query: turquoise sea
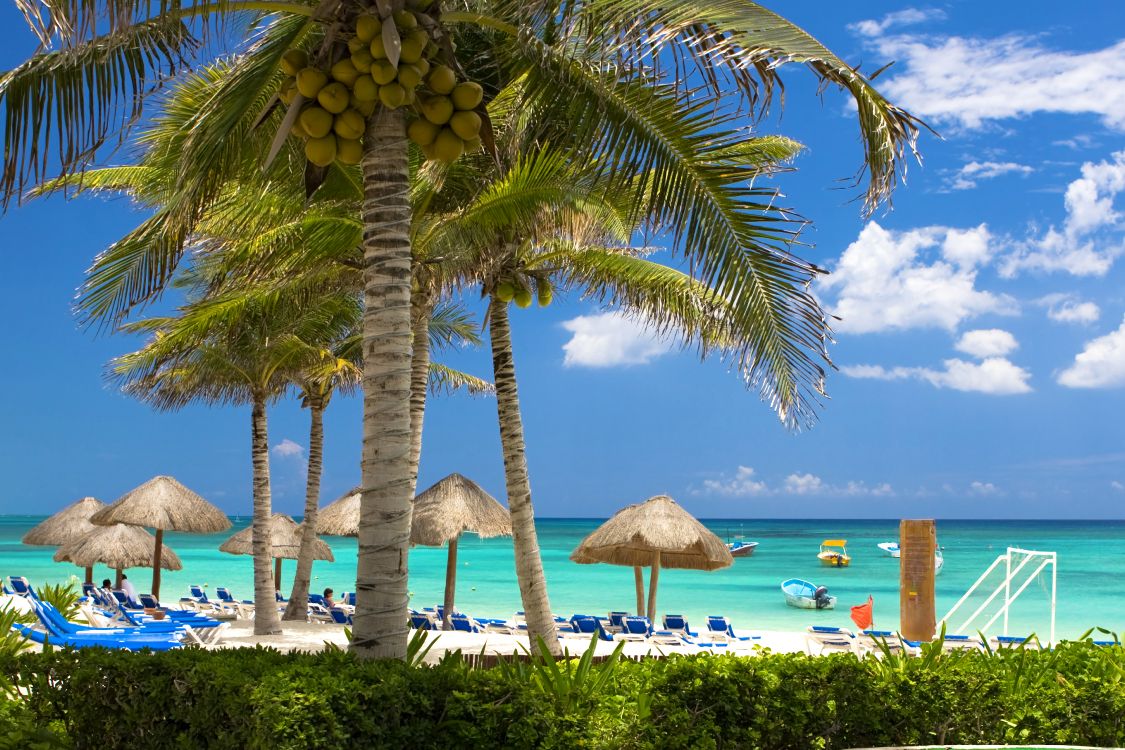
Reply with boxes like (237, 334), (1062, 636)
(3, 517), (1122, 640)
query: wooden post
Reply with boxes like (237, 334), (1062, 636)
(274, 557), (283, 592)
(900, 519), (936, 641)
(633, 567), (645, 616)
(152, 528), (164, 599)
(646, 552), (661, 622)
(443, 536), (459, 630)
(115, 568), (123, 588)
(83, 566), (93, 585)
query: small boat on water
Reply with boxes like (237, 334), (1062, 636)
(727, 540), (759, 557)
(781, 578), (836, 609)
(818, 539), (851, 567)
(877, 542), (944, 574)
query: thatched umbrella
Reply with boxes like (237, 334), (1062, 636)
(316, 486), (360, 537)
(22, 497), (106, 583)
(90, 476), (230, 599)
(55, 523), (182, 589)
(220, 514), (334, 591)
(570, 495), (732, 621)
(411, 473), (512, 630)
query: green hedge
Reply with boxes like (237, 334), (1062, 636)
(2, 637), (1125, 749)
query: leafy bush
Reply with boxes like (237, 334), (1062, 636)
(3, 635), (1125, 749)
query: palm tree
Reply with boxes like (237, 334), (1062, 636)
(5, 1), (922, 658)
(114, 289), (359, 635)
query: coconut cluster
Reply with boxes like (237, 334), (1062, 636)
(495, 278), (552, 308)
(277, 2), (483, 168)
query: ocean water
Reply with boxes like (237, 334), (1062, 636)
(3, 517), (1122, 640)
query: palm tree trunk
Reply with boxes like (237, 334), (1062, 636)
(353, 106), (415, 660)
(488, 299), (560, 655)
(283, 397), (326, 620)
(251, 395), (282, 635)
(408, 290), (434, 483)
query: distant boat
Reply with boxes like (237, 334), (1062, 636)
(727, 540), (759, 557)
(877, 541), (900, 558)
(818, 539), (851, 567)
(877, 541), (944, 574)
(781, 578), (836, 609)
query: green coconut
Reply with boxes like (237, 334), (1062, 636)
(371, 60), (398, 86)
(317, 82), (351, 114)
(281, 49), (308, 76)
(336, 137), (363, 165)
(347, 37), (367, 55)
(369, 36), (387, 59)
(350, 94), (376, 117)
(396, 63), (423, 90)
(330, 59), (359, 87)
(296, 67), (328, 98)
(463, 136), (482, 154)
(399, 37), (425, 65)
(352, 75), (379, 102)
(279, 76), (297, 105)
(350, 48), (374, 73)
(305, 134), (338, 167)
(379, 83), (407, 109)
(415, 57), (431, 77)
(514, 289), (533, 308)
(393, 9), (418, 29)
(431, 128), (464, 163)
(449, 110), (481, 140)
(355, 15), (382, 43)
(427, 65), (456, 95)
(290, 118), (309, 139)
(495, 281), (516, 302)
(451, 81), (483, 110)
(334, 109), (366, 140)
(420, 94), (453, 125)
(407, 118), (440, 146)
(298, 106), (334, 139)
(537, 279), (553, 307)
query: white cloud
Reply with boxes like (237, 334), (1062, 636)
(1112, 481), (1124, 492)
(955, 329), (1019, 358)
(843, 357), (1032, 395)
(1040, 294), (1101, 324)
(784, 473), (824, 495)
(950, 161), (1033, 190)
(969, 481), (1001, 496)
(272, 439), (304, 459)
(854, 29), (1125, 131)
(699, 466), (769, 498)
(1057, 316), (1125, 389)
(560, 312), (672, 368)
(1000, 151), (1125, 277)
(847, 8), (945, 37)
(820, 222), (1015, 333)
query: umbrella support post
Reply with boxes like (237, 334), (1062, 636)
(647, 552), (661, 622)
(633, 567), (645, 616)
(152, 528), (164, 599)
(443, 537), (458, 631)
(84, 566), (93, 585)
(274, 558), (282, 592)
(115, 568), (123, 589)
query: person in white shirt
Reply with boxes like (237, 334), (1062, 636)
(120, 575), (140, 605)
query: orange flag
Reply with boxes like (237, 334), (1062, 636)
(850, 595), (874, 630)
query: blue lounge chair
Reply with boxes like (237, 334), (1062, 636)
(805, 625), (856, 654)
(662, 614), (697, 637)
(308, 594), (326, 606)
(409, 610), (436, 630)
(449, 613), (483, 633)
(329, 607), (352, 626)
(620, 616), (652, 639)
(607, 611), (630, 632)
(13, 623), (183, 651)
(566, 615), (612, 641)
(344, 592), (356, 607)
(705, 616), (753, 643)
(6, 577), (31, 596)
(25, 597), (193, 646)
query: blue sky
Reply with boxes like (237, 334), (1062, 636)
(1, 1), (1124, 519)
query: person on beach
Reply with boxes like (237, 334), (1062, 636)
(120, 574), (139, 605)
(323, 588), (336, 608)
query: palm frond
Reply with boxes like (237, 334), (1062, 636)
(428, 302), (482, 351)
(426, 362), (494, 397)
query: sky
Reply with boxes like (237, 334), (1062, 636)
(1, 1), (1124, 519)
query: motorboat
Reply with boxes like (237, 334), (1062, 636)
(781, 578), (836, 609)
(877, 542), (900, 558)
(818, 539), (851, 567)
(727, 540), (759, 557)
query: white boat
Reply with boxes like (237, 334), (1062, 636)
(727, 540), (759, 557)
(781, 578), (836, 609)
(878, 542), (943, 574)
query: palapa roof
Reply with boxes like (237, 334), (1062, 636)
(411, 473), (511, 547)
(54, 524), (183, 571)
(22, 497), (106, 546)
(91, 475), (231, 533)
(570, 495), (733, 571)
(315, 486), (360, 537)
(219, 514), (334, 561)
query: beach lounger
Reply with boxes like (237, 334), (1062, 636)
(704, 616), (753, 643)
(449, 613), (484, 633)
(26, 596), (199, 646)
(13, 623), (183, 651)
(215, 588), (254, 619)
(564, 615), (612, 641)
(937, 633), (985, 652)
(805, 626), (856, 655)
(409, 610), (437, 630)
(329, 607), (352, 626)
(344, 592), (356, 607)
(857, 630), (921, 656)
(988, 634), (1042, 650)
(616, 616), (652, 641)
(662, 614), (697, 638)
(6, 577), (31, 597)
(606, 611), (630, 633)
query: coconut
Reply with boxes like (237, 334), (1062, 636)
(393, 9), (418, 29)
(420, 142), (437, 161)
(495, 281), (515, 302)
(399, 37), (425, 65)
(371, 60), (397, 85)
(370, 36), (387, 60)
(432, 128), (464, 164)
(514, 289), (533, 308)
(296, 67), (328, 98)
(355, 15), (382, 43)
(279, 76), (297, 105)
(378, 83), (407, 109)
(427, 65), (456, 95)
(451, 82), (484, 110)
(352, 75), (379, 102)
(330, 59), (359, 87)
(449, 110), (481, 140)
(406, 118), (440, 146)
(298, 106), (334, 139)
(415, 57), (431, 77)
(281, 49), (308, 76)
(350, 94), (376, 117)
(347, 37), (367, 55)
(396, 63), (423, 90)
(305, 135), (338, 167)
(463, 137), (482, 154)
(420, 95), (454, 125)
(351, 48), (374, 73)
(537, 280), (553, 307)
(336, 138), (363, 165)
(334, 109), (366, 140)
(317, 82), (351, 114)
(290, 118), (309, 139)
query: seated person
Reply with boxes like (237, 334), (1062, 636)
(322, 588), (336, 609)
